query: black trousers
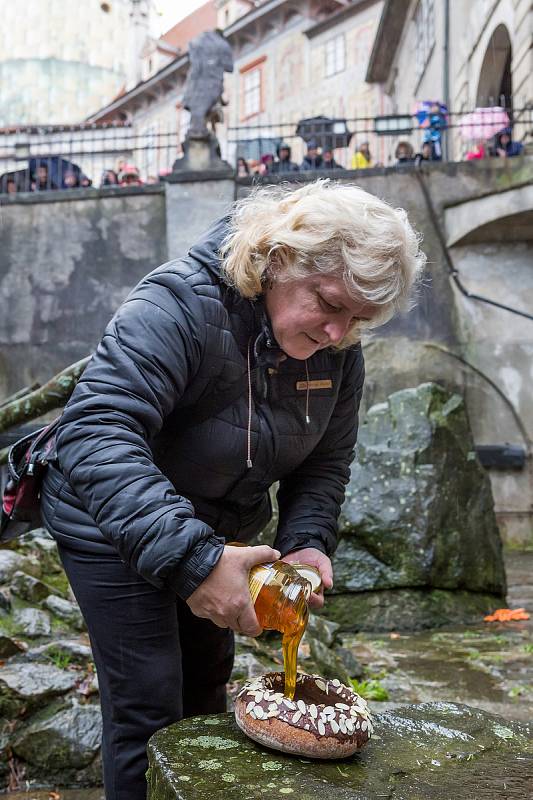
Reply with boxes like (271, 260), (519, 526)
(57, 545), (235, 800)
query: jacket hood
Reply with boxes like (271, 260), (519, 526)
(187, 215), (231, 280)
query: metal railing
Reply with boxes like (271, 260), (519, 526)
(0, 105), (531, 194)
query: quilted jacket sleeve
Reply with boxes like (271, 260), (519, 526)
(273, 345), (365, 558)
(55, 270), (225, 599)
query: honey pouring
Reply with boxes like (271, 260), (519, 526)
(229, 544), (321, 700)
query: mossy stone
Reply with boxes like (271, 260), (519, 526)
(146, 703), (532, 799)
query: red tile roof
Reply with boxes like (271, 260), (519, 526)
(161, 1), (217, 52)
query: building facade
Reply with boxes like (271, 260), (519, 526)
(0, 0), (148, 127)
(366, 0), (533, 158)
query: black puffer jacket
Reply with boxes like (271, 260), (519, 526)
(41, 219), (365, 600)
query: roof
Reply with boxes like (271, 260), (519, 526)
(365, 0), (410, 83)
(161, 1), (217, 52)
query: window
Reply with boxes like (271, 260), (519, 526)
(243, 67), (261, 117)
(414, 0), (435, 82)
(325, 34), (345, 77)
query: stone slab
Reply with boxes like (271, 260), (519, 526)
(147, 702), (532, 800)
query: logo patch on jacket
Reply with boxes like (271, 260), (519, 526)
(296, 379), (333, 391)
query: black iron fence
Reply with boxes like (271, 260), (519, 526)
(0, 105), (531, 194)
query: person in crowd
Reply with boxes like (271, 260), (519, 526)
(237, 157), (250, 177)
(491, 128), (523, 158)
(414, 141), (433, 166)
(270, 142), (299, 174)
(465, 140), (487, 160)
(351, 141), (373, 169)
(146, 175), (159, 184)
(118, 164), (142, 186)
(395, 141), (415, 165)
(2, 175), (17, 194)
(321, 148), (344, 170)
(63, 169), (80, 189)
(80, 175), (93, 188)
(300, 140), (323, 170)
(31, 163), (56, 191)
(422, 102), (446, 160)
(258, 153), (274, 175)
(248, 159), (262, 175)
(40, 179), (424, 800)
(101, 169), (119, 187)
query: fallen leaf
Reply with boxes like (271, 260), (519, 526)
(484, 608), (530, 622)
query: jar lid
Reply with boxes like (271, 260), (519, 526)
(290, 564), (322, 593)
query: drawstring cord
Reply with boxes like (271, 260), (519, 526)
(304, 360), (310, 424)
(246, 338), (253, 468)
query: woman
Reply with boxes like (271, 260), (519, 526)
(41, 180), (424, 799)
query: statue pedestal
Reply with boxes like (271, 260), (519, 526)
(172, 133), (232, 174)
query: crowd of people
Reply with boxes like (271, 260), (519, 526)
(0, 159), (162, 195)
(238, 123), (524, 176)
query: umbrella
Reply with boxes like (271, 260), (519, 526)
(459, 107), (510, 140)
(295, 116), (353, 150)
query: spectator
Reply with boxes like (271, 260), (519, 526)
(248, 159), (261, 175)
(80, 175), (93, 188)
(300, 140), (323, 171)
(321, 148), (344, 170)
(465, 140), (487, 161)
(492, 128), (523, 158)
(32, 163), (55, 191)
(395, 141), (415, 165)
(422, 102), (446, 160)
(414, 141), (433, 166)
(63, 169), (80, 189)
(259, 153), (274, 175)
(351, 141), (373, 169)
(236, 157), (249, 177)
(101, 170), (119, 187)
(2, 176), (17, 194)
(145, 176), (159, 184)
(270, 142), (299, 174)
(119, 164), (142, 186)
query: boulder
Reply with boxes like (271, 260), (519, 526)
(328, 383), (506, 630)
(13, 700), (102, 772)
(12, 607), (51, 638)
(0, 550), (27, 584)
(0, 661), (78, 717)
(44, 595), (85, 631)
(26, 638), (93, 666)
(10, 571), (55, 603)
(146, 703), (532, 800)
(0, 633), (25, 658)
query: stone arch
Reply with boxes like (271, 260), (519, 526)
(476, 23), (512, 108)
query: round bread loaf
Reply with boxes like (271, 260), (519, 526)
(234, 672), (373, 759)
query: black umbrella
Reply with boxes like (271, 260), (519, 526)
(295, 116), (353, 150)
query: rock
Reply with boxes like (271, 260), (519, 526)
(44, 595), (85, 630)
(321, 587), (505, 632)
(334, 647), (364, 680)
(146, 703), (532, 799)
(304, 635), (352, 685)
(13, 607), (51, 638)
(0, 633), (25, 658)
(305, 613), (339, 647)
(10, 570), (55, 603)
(331, 383), (506, 630)
(0, 550), (27, 583)
(0, 588), (11, 613)
(231, 652), (268, 682)
(13, 700), (102, 771)
(0, 662), (78, 717)
(27, 638), (93, 666)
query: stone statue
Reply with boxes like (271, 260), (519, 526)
(182, 30), (233, 138)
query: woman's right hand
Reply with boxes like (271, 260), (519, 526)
(186, 544), (280, 636)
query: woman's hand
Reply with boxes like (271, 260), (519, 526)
(281, 548), (333, 609)
(186, 544), (280, 635)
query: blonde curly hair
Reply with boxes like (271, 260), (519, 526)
(220, 179), (425, 347)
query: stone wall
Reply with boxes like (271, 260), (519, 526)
(1, 158), (531, 543)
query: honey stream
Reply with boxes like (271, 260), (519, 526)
(253, 580), (309, 699)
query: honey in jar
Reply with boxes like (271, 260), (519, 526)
(248, 560), (321, 700)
